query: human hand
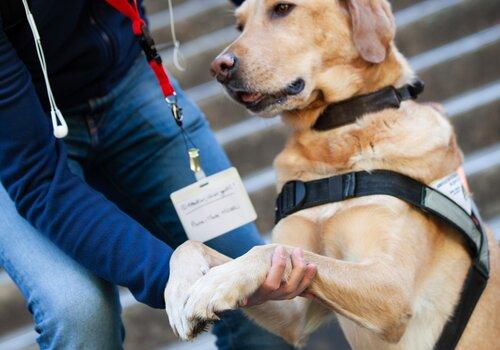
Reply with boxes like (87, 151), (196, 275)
(242, 246), (317, 307)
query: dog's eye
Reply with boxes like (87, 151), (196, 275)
(272, 3), (296, 18)
(236, 23), (244, 32)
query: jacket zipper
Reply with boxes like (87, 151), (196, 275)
(88, 2), (115, 65)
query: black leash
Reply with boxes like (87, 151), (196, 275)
(312, 80), (425, 131)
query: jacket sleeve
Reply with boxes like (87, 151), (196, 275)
(0, 21), (172, 309)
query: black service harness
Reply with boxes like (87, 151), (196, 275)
(275, 82), (490, 349)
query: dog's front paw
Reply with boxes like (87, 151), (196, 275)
(180, 264), (257, 337)
(164, 242), (212, 340)
(165, 277), (195, 340)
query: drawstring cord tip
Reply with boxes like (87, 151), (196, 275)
(51, 109), (68, 139)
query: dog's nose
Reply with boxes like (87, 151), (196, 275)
(211, 53), (239, 83)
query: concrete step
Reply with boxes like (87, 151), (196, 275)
(393, 0), (427, 11)
(396, 0), (500, 57)
(416, 26), (500, 102)
(149, 0), (234, 45)
(160, 0), (499, 90)
(462, 144), (500, 221)
(158, 333), (216, 350)
(217, 118), (287, 178)
(189, 82), (251, 131)
(163, 26), (236, 88)
(447, 81), (500, 155)
(144, 0), (190, 14)
(489, 216), (500, 241)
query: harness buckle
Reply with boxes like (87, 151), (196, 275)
(396, 80), (425, 101)
(408, 80), (425, 98)
(276, 181), (306, 221)
(343, 172), (356, 198)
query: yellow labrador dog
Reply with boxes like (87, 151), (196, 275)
(165, 0), (499, 348)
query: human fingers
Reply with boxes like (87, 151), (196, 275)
(256, 246), (288, 296)
(272, 248), (307, 297)
(287, 263), (317, 299)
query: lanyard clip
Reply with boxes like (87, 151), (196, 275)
(188, 148), (206, 181)
(139, 24), (162, 64)
(166, 95), (183, 126)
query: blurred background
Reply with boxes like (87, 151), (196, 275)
(0, 0), (498, 349)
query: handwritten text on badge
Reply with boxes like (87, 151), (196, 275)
(171, 168), (257, 242)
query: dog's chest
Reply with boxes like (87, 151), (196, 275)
(291, 195), (403, 260)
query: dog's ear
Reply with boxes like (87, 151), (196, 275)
(345, 0), (395, 63)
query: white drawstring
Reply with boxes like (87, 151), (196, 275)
(168, 0), (186, 72)
(21, 0), (68, 139)
(21, 0), (183, 137)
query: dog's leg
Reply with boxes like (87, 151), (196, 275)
(243, 298), (332, 346)
(176, 244), (327, 341)
(180, 243), (413, 343)
(165, 239), (325, 344)
(180, 207), (419, 344)
(241, 216), (332, 346)
(177, 216), (332, 345)
(164, 240), (230, 338)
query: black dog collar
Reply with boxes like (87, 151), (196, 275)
(312, 80), (425, 131)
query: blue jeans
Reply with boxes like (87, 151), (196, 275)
(0, 56), (292, 350)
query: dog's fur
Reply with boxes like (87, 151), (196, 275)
(165, 0), (499, 348)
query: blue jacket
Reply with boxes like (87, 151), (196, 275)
(0, 0), (240, 308)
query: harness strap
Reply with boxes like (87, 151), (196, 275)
(434, 262), (488, 349)
(275, 170), (489, 349)
(105, 0), (175, 97)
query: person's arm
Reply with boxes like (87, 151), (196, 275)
(0, 21), (172, 309)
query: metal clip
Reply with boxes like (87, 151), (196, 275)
(188, 148), (206, 180)
(166, 95), (183, 126)
(188, 148), (202, 173)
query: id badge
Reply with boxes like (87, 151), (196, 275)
(171, 167), (257, 242)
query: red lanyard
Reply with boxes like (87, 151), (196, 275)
(106, 0), (203, 173)
(105, 0), (175, 97)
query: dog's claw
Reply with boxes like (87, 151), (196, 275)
(189, 316), (217, 339)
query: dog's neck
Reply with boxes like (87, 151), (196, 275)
(281, 47), (414, 131)
(274, 48), (462, 189)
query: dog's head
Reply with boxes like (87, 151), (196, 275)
(212, 0), (406, 118)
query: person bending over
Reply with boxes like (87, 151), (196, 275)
(0, 0), (315, 349)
